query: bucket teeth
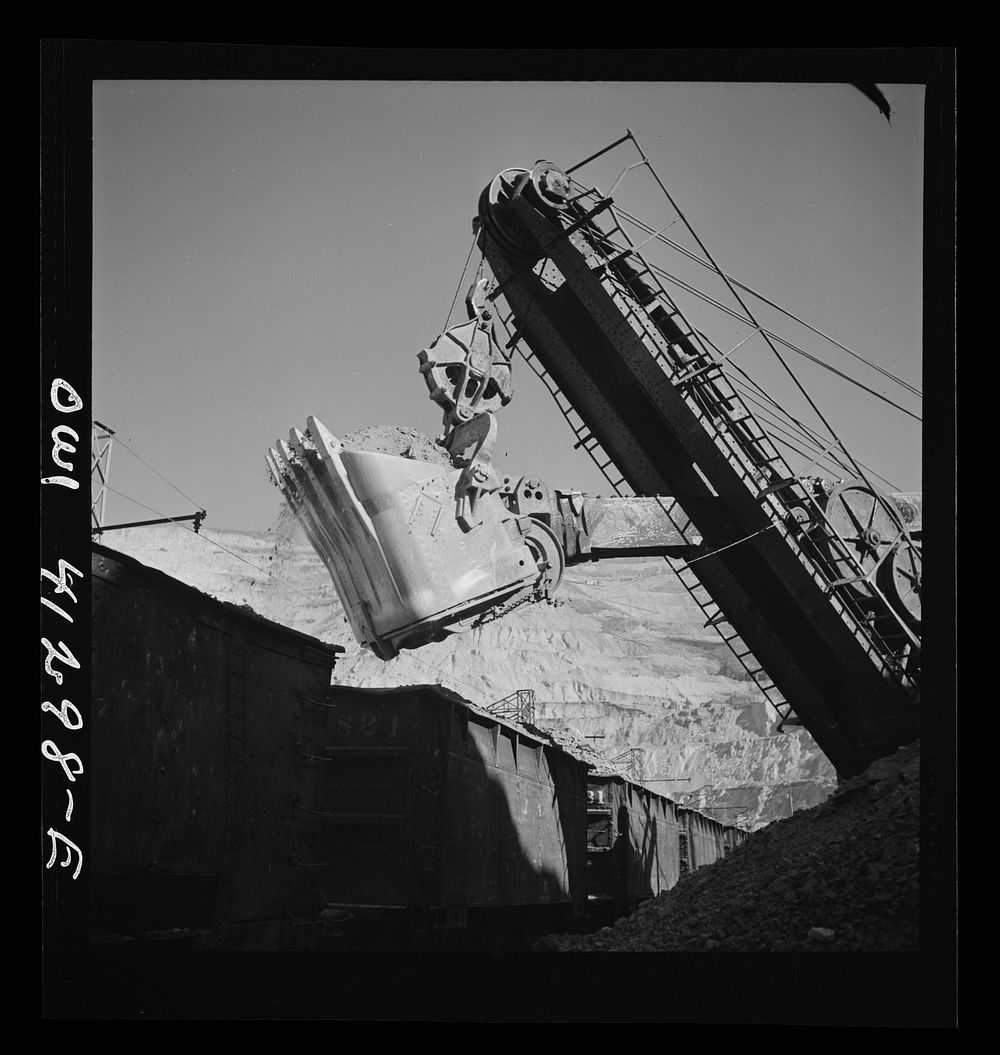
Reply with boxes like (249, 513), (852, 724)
(265, 448), (285, 490)
(290, 426), (319, 456)
(305, 417), (342, 455)
(267, 423), (388, 651)
(267, 415), (560, 662)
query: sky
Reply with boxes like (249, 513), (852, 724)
(92, 79), (925, 534)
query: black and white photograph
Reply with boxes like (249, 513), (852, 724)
(40, 44), (956, 1024)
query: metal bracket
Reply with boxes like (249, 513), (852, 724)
(446, 413), (500, 530)
(92, 509), (207, 536)
(540, 198), (614, 253)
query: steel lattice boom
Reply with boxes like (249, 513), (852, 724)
(474, 151), (920, 777)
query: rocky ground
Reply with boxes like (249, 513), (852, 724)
(536, 741), (920, 952)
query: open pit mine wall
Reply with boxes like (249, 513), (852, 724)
(104, 513), (837, 830)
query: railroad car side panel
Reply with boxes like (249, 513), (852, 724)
(589, 778), (683, 911)
(683, 809), (729, 870)
(628, 787), (680, 897)
(443, 709), (585, 909)
(90, 547), (338, 944)
(546, 746), (589, 909)
(318, 687), (446, 912)
(92, 555), (231, 881)
(224, 633), (331, 932)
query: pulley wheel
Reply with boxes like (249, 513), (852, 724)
(879, 532), (922, 628)
(478, 168), (542, 263)
(818, 482), (906, 597)
(529, 162), (572, 211)
(522, 516), (565, 595)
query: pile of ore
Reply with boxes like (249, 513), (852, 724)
(340, 424), (453, 469)
(536, 742), (921, 952)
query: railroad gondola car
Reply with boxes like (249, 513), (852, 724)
(585, 776), (682, 924)
(723, 825), (749, 857)
(312, 684), (590, 950)
(90, 544), (345, 950)
(678, 806), (736, 872)
(89, 543), (748, 952)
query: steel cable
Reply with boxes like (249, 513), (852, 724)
(442, 231), (482, 332)
(627, 131), (916, 497)
(110, 434), (204, 510)
(565, 171), (921, 416)
(650, 262), (921, 422)
(613, 205), (922, 398)
(99, 484), (332, 605)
